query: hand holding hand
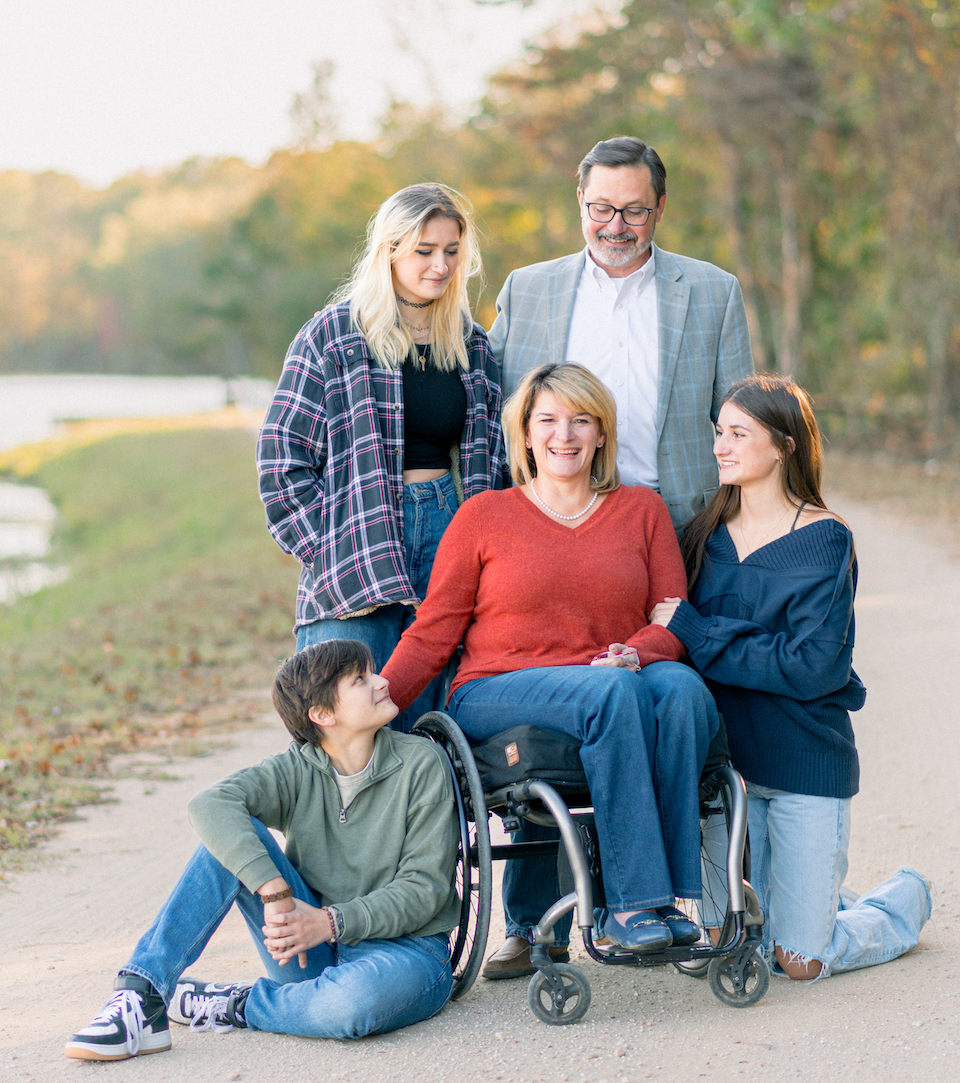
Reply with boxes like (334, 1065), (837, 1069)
(262, 898), (334, 969)
(591, 643), (641, 671)
(649, 597), (683, 627)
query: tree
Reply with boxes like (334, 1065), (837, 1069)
(289, 61), (340, 151)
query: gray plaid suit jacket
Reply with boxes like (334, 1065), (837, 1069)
(488, 246), (754, 529)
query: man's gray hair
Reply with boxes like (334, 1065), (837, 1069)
(577, 136), (667, 202)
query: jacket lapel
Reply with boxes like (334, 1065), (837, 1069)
(547, 252), (586, 364)
(655, 248), (689, 437)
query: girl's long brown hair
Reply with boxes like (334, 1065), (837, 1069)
(681, 374), (829, 588)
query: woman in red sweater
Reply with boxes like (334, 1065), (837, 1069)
(382, 363), (719, 963)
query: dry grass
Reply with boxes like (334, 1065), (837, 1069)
(0, 427), (299, 863)
(0, 407), (265, 478)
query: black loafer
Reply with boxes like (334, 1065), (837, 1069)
(602, 912), (672, 953)
(657, 905), (701, 946)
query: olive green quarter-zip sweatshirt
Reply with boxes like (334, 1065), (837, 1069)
(187, 727), (460, 945)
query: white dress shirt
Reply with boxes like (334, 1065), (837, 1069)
(564, 248), (659, 489)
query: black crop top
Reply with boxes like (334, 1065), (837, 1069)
(402, 345), (468, 471)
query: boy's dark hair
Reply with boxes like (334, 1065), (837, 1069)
(272, 640), (374, 746)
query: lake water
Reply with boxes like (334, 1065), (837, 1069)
(0, 373), (276, 604)
(0, 481), (68, 604)
(0, 373), (274, 452)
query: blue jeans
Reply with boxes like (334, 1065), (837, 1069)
(450, 662), (719, 933)
(297, 473), (458, 733)
(743, 783), (931, 977)
(123, 819), (453, 1039)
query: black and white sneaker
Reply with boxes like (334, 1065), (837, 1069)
(65, 974), (170, 1061)
(169, 977), (253, 1032)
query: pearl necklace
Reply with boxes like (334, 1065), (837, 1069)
(530, 478), (598, 521)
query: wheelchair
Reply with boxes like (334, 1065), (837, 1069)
(413, 710), (769, 1025)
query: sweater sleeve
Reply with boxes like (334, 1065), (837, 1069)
(667, 544), (858, 701)
(188, 755), (298, 893)
(623, 493), (688, 665)
(381, 498), (483, 710)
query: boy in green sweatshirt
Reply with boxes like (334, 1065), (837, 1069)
(66, 640), (459, 1061)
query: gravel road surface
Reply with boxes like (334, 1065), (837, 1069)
(2, 495), (957, 1083)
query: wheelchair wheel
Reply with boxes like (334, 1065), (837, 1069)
(670, 861), (730, 980)
(673, 955), (710, 979)
(527, 963), (591, 1025)
(674, 769), (753, 981)
(670, 897), (711, 978)
(412, 711), (492, 1001)
(707, 947), (769, 1008)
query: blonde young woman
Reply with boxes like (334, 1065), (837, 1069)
(258, 185), (507, 731)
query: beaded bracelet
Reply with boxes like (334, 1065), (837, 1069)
(324, 906), (345, 942)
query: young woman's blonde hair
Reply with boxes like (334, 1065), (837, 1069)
(332, 183), (481, 372)
(502, 363), (621, 494)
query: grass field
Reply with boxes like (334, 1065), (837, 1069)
(0, 428), (300, 860)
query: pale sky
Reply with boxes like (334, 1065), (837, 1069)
(0, 0), (617, 187)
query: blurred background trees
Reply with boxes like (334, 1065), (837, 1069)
(1, 0), (957, 457)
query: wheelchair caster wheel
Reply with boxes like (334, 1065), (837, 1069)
(527, 963), (591, 1025)
(707, 947), (770, 1007)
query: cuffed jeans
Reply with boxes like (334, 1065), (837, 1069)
(450, 661), (719, 935)
(297, 473), (458, 733)
(123, 819), (453, 1039)
(743, 783), (931, 977)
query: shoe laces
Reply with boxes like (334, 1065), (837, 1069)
(185, 991), (234, 1033)
(93, 990), (147, 1054)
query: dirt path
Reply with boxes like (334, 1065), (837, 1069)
(2, 494), (958, 1083)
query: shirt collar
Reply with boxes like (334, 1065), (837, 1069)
(583, 245), (657, 291)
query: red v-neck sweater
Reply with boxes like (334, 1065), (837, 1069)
(382, 485), (687, 711)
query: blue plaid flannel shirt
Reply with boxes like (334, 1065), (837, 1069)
(258, 303), (507, 628)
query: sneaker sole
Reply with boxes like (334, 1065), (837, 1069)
(65, 1035), (171, 1061)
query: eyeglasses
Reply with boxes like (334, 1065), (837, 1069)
(584, 202), (656, 226)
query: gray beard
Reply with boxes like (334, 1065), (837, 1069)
(583, 227), (652, 268)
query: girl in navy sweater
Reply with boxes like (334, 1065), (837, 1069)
(651, 375), (930, 980)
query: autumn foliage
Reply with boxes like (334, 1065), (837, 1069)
(0, 0), (958, 457)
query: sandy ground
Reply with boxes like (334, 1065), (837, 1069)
(2, 493), (959, 1083)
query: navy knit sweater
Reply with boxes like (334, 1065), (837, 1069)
(667, 519), (865, 798)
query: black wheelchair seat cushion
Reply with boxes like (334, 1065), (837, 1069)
(471, 725), (588, 791)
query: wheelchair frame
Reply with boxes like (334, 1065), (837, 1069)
(413, 711), (769, 1024)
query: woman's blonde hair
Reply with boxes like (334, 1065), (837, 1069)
(502, 363), (621, 493)
(332, 183), (481, 372)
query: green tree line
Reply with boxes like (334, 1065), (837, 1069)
(1, 0), (957, 456)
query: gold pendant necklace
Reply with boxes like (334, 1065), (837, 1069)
(738, 504), (791, 555)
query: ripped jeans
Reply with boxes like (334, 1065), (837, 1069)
(703, 782), (931, 977)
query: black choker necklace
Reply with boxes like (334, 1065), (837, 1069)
(396, 294), (435, 310)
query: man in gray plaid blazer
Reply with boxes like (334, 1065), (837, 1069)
(489, 136), (754, 531)
(483, 137), (754, 981)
